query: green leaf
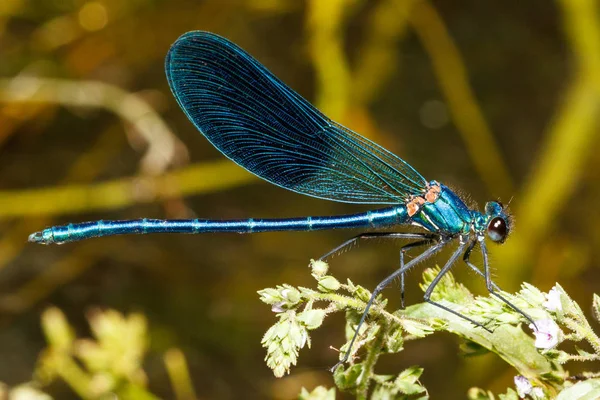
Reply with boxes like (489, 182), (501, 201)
(317, 276), (341, 292)
(298, 309), (326, 330)
(459, 340), (490, 357)
(333, 363), (363, 391)
(257, 285), (301, 308)
(371, 367), (427, 399)
(467, 387), (495, 400)
(354, 285), (372, 303)
(298, 386), (335, 400)
(497, 388), (519, 400)
(400, 319), (435, 338)
(556, 379), (600, 400)
(257, 288), (281, 305)
(419, 267), (472, 305)
(557, 283), (585, 318)
(592, 294), (600, 323)
(488, 324), (556, 376)
(345, 279), (356, 291)
(407, 297), (562, 379)
(395, 366), (425, 394)
(468, 387), (518, 400)
(575, 346), (597, 358)
(383, 326), (404, 353)
(519, 283), (546, 307)
(343, 310), (363, 341)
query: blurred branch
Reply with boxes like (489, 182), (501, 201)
(0, 128), (254, 318)
(0, 127), (135, 314)
(0, 239), (192, 317)
(0, 75), (254, 264)
(244, 0), (300, 14)
(306, 0), (353, 120)
(346, 0), (416, 149)
(0, 243), (106, 315)
(409, 0), (514, 197)
(497, 0), (600, 281)
(0, 159), (256, 218)
(0, 127), (123, 303)
(0, 103), (53, 146)
(0, 77), (184, 174)
(0, 130), (255, 316)
(353, 0), (415, 106)
(307, 0), (513, 197)
(164, 349), (197, 400)
(0, 72), (254, 321)
(37, 307), (163, 399)
(14, 306), (201, 399)
(0, 0), (24, 19)
(307, 0), (399, 148)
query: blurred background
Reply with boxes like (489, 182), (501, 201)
(0, 0), (599, 398)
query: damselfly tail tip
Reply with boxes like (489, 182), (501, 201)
(28, 231), (48, 245)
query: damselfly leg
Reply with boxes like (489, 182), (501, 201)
(399, 238), (436, 308)
(463, 238), (537, 328)
(421, 238), (492, 332)
(317, 232), (437, 309)
(318, 232), (437, 262)
(329, 239), (447, 372)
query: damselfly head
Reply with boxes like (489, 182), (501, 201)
(484, 201), (511, 243)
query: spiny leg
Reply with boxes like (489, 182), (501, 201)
(422, 239), (493, 332)
(399, 239), (436, 309)
(464, 237), (537, 328)
(330, 239), (447, 372)
(462, 240), (500, 288)
(317, 232), (436, 309)
(318, 232), (437, 262)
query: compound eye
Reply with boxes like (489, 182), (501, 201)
(487, 217), (508, 243)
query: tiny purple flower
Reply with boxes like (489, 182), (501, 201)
(530, 319), (560, 349)
(271, 302), (286, 313)
(514, 375), (532, 398)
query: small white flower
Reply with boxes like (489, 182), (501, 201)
(310, 259), (329, 277)
(300, 329), (308, 348)
(271, 302), (285, 313)
(514, 375), (532, 398)
(543, 286), (562, 312)
(530, 319), (560, 349)
(530, 387), (544, 399)
(279, 287), (300, 303)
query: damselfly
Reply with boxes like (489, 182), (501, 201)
(29, 31), (533, 370)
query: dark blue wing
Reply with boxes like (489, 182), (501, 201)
(165, 31), (427, 204)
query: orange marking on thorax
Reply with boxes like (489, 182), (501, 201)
(407, 196), (426, 216)
(407, 183), (441, 217)
(424, 183), (441, 203)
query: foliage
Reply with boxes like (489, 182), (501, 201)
(259, 261), (600, 399)
(0, 308), (196, 400)
(1, 0), (600, 398)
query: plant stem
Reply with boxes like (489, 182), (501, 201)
(356, 321), (388, 399)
